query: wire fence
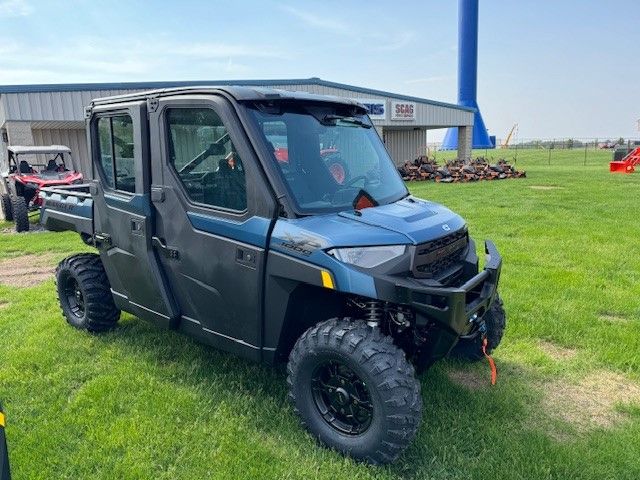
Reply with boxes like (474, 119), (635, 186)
(423, 138), (640, 166)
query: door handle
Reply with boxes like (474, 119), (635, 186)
(236, 247), (257, 268)
(131, 219), (143, 235)
(152, 236), (180, 259)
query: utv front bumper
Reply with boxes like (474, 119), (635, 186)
(375, 240), (502, 336)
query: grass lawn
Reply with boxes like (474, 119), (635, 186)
(1, 149), (639, 479)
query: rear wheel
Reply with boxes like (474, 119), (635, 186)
(0, 193), (12, 221)
(11, 196), (29, 232)
(55, 253), (120, 332)
(450, 295), (506, 361)
(287, 318), (422, 464)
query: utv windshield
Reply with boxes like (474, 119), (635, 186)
(10, 153), (68, 174)
(247, 102), (408, 214)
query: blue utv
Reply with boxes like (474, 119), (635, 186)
(40, 86), (505, 464)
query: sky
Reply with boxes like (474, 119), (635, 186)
(0, 0), (638, 140)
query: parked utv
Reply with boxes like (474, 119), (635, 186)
(0, 145), (82, 231)
(40, 87), (505, 464)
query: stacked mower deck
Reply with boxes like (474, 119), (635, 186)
(398, 156), (526, 183)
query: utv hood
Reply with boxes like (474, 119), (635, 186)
(271, 197), (466, 256)
(16, 171), (83, 186)
(337, 197), (466, 245)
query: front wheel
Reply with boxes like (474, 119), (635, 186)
(11, 196), (28, 232)
(287, 319), (422, 464)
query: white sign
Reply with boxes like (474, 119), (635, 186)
(351, 98), (386, 120)
(391, 101), (416, 121)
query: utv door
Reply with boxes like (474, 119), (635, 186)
(149, 95), (276, 360)
(90, 101), (177, 327)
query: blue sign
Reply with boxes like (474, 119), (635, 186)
(352, 98), (386, 120)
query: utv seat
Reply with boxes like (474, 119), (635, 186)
(212, 159), (246, 211)
(19, 160), (34, 174)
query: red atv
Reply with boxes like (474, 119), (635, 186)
(1, 145), (82, 232)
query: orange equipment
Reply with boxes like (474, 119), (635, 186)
(500, 123), (518, 148)
(610, 147), (640, 173)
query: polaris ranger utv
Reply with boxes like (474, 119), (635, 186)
(40, 87), (505, 464)
(0, 145), (82, 231)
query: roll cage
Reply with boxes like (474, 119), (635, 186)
(5, 146), (75, 175)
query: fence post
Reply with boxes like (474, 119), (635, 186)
(548, 140), (553, 165)
(584, 142), (588, 165)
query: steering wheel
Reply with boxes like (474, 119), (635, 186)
(345, 175), (368, 188)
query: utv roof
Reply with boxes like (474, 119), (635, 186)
(90, 86), (365, 109)
(8, 145), (72, 155)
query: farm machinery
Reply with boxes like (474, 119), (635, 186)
(609, 147), (640, 174)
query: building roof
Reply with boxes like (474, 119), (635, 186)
(91, 85), (368, 109)
(8, 145), (72, 155)
(0, 77), (474, 112)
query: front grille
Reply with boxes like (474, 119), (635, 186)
(413, 228), (468, 279)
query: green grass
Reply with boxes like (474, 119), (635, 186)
(1, 149), (639, 479)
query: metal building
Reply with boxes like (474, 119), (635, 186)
(0, 78), (474, 167)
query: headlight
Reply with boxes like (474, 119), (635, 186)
(25, 182), (39, 189)
(328, 245), (406, 268)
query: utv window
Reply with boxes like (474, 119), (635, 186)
(247, 102), (407, 214)
(166, 108), (247, 211)
(96, 115), (136, 193)
(97, 118), (115, 189)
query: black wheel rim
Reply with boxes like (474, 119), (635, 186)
(311, 359), (373, 435)
(63, 276), (85, 318)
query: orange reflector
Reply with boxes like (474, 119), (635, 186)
(321, 270), (335, 289)
(0, 412), (5, 428)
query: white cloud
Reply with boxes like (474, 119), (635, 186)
(278, 3), (418, 52)
(167, 42), (287, 59)
(0, 0), (33, 17)
(374, 32), (418, 52)
(278, 5), (350, 35)
(0, 36), (290, 83)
